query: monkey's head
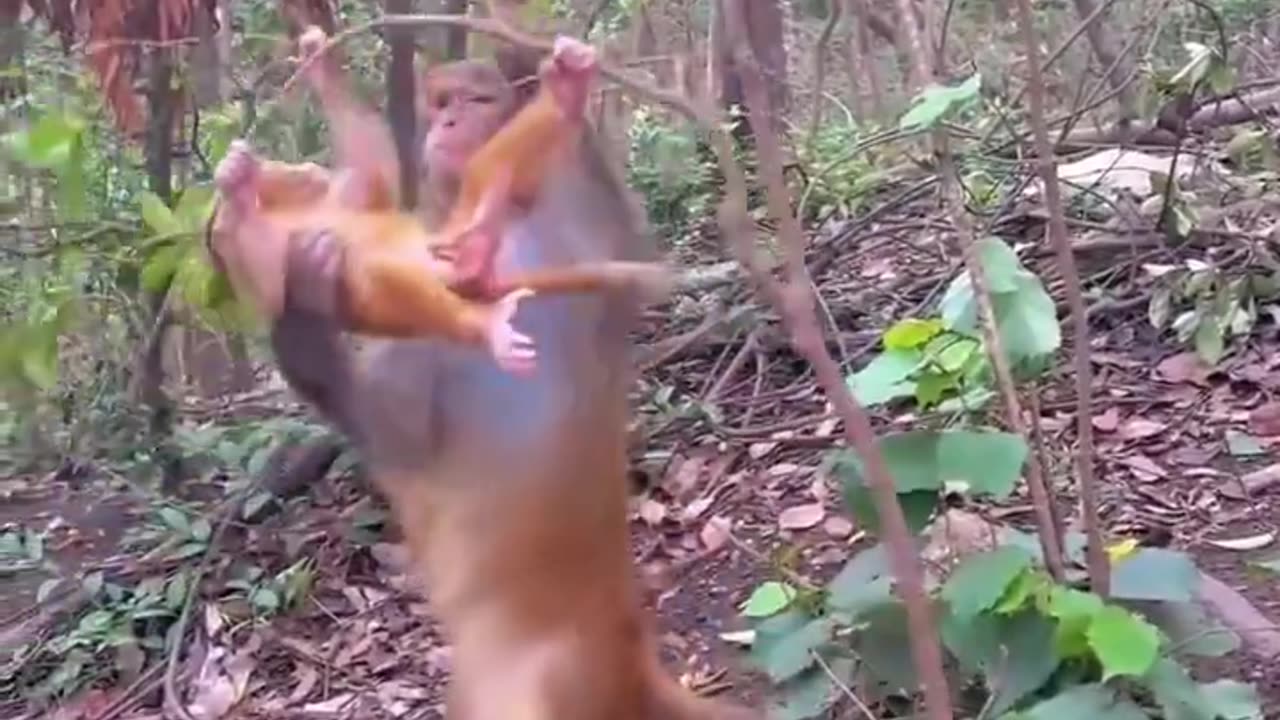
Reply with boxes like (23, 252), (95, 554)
(419, 61), (519, 181)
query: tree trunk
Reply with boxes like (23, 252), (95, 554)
(443, 0), (468, 60)
(386, 0), (418, 209)
(141, 44), (182, 490)
(720, 0), (789, 137)
(0, 0), (25, 101)
(1068, 0), (1135, 123)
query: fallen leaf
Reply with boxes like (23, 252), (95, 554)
(823, 516), (854, 539)
(286, 665), (319, 704)
(1119, 455), (1167, 480)
(370, 542), (410, 573)
(1119, 418), (1167, 440)
(1240, 464), (1280, 495)
(718, 629), (756, 646)
(1092, 407), (1121, 432)
(1248, 402), (1280, 436)
(749, 442), (779, 460)
(1226, 430), (1266, 457)
(682, 495), (714, 521)
(302, 694), (357, 714)
(1206, 532), (1275, 551)
(815, 417), (840, 437)
(700, 516), (731, 552)
(1157, 352), (1211, 384)
(778, 502), (826, 531)
(638, 498), (668, 526)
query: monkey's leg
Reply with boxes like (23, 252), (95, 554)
(339, 239), (537, 375)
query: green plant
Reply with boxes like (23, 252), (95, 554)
(1146, 260), (1278, 365)
(626, 106), (718, 239)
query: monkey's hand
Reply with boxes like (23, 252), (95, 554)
(213, 139), (261, 218)
(297, 26), (335, 91)
(542, 36), (599, 119)
(484, 288), (537, 376)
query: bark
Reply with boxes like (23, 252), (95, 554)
(386, 0), (418, 209)
(1067, 0), (1135, 122)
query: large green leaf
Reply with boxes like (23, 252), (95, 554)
(756, 617), (835, 682)
(826, 544), (893, 615)
(942, 609), (1059, 717)
(173, 185), (217, 231)
(139, 191), (183, 237)
(1044, 586), (1104, 658)
(846, 349), (920, 407)
(849, 601), (919, 695)
(741, 581), (797, 618)
(1200, 679), (1262, 720)
(1087, 605), (1160, 680)
(1110, 548), (1198, 602)
(1018, 684), (1149, 720)
(1144, 658), (1219, 720)
(2, 112), (84, 169)
(1131, 600), (1238, 658)
(941, 545), (1034, 619)
(883, 318), (945, 350)
(898, 73), (982, 131)
(774, 661), (853, 720)
(834, 429), (1029, 500)
(841, 484), (938, 536)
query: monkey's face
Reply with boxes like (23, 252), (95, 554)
(421, 64), (516, 181)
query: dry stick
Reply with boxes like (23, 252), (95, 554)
(807, 0), (843, 144)
(722, 10), (953, 720)
(1012, 0), (1109, 594)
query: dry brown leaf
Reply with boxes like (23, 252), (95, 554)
(1157, 352), (1211, 385)
(749, 441), (779, 459)
(778, 503), (825, 531)
(1092, 407), (1121, 432)
(823, 516), (854, 539)
(700, 516), (731, 552)
(1120, 455), (1168, 480)
(638, 498), (668, 526)
(682, 495), (714, 521)
(1206, 532), (1275, 551)
(1249, 402), (1280, 436)
(1119, 418), (1168, 440)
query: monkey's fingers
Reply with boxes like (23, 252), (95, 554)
(487, 288), (538, 376)
(213, 140), (263, 215)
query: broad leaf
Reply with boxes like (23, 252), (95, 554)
(1200, 679), (1262, 720)
(846, 349), (920, 407)
(1144, 657), (1219, 720)
(756, 617), (834, 682)
(834, 429), (1028, 498)
(774, 661), (853, 720)
(1045, 587), (1103, 658)
(827, 544), (892, 615)
(941, 546), (1033, 619)
(883, 318), (944, 350)
(1110, 547), (1198, 602)
(899, 73), (982, 131)
(139, 191), (182, 237)
(942, 610), (1058, 717)
(1133, 600), (1238, 658)
(1020, 683), (1149, 720)
(849, 601), (919, 694)
(1087, 605), (1160, 679)
(741, 581), (797, 618)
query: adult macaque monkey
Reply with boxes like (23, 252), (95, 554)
(210, 26), (759, 720)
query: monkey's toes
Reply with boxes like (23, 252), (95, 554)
(214, 140), (260, 192)
(298, 26), (328, 56)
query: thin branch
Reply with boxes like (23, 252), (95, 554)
(1013, 0), (1109, 594)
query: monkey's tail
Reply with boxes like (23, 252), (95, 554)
(498, 261), (674, 305)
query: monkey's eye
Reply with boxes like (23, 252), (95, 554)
(467, 94), (496, 105)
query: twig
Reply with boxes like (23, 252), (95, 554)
(1013, 0), (1109, 595)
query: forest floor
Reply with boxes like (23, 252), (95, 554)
(6, 193), (1280, 718)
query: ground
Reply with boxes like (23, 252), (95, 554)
(5, 217), (1280, 718)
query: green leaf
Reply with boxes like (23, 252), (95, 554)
(1137, 600), (1238, 658)
(251, 587), (281, 612)
(141, 243), (183, 293)
(1200, 679), (1262, 720)
(974, 236), (1022, 293)
(841, 483), (938, 536)
(826, 544), (892, 615)
(942, 546), (1033, 619)
(883, 318), (944, 350)
(1194, 315), (1225, 364)
(1020, 683), (1149, 720)
(898, 73), (982, 132)
(756, 617), (834, 682)
(2, 112), (84, 169)
(139, 191), (182, 237)
(1110, 547), (1198, 602)
(1169, 42), (1214, 89)
(834, 430), (1028, 500)
(773, 661), (852, 720)
(159, 507), (191, 535)
(741, 581), (797, 618)
(165, 572), (188, 611)
(1045, 587), (1103, 658)
(846, 349), (920, 407)
(1087, 605), (1160, 680)
(942, 609), (1059, 717)
(173, 185), (216, 231)
(1144, 657), (1219, 720)
(849, 601), (919, 694)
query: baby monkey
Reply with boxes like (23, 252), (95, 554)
(212, 29), (667, 375)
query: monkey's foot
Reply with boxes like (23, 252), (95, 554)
(297, 26), (333, 88)
(213, 140), (262, 216)
(486, 288), (537, 376)
(544, 36), (598, 118)
(283, 229), (346, 318)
